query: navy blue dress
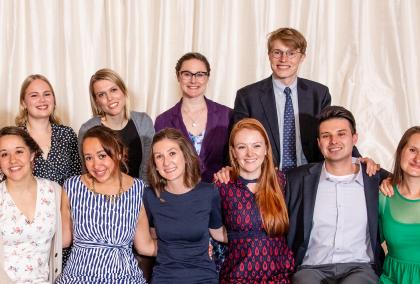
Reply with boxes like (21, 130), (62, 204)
(143, 182), (222, 284)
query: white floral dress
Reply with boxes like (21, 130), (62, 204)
(0, 178), (56, 284)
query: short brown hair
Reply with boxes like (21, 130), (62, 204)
(229, 118), (289, 236)
(391, 126), (420, 186)
(148, 128), (201, 198)
(267, 27), (307, 54)
(81, 125), (128, 174)
(318, 106), (357, 135)
(175, 52), (211, 77)
(15, 74), (61, 127)
(89, 68), (131, 119)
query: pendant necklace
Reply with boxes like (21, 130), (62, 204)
(90, 174), (124, 203)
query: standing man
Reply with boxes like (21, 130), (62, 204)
(286, 106), (387, 283)
(233, 27), (331, 170)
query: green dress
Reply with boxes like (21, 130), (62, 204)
(379, 185), (420, 284)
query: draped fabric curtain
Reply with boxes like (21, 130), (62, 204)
(0, 0), (419, 169)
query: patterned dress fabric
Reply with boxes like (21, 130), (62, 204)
(55, 176), (146, 284)
(27, 123), (82, 186)
(216, 176), (294, 283)
(379, 186), (420, 284)
(0, 178), (56, 283)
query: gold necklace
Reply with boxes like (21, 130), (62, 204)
(90, 174), (124, 203)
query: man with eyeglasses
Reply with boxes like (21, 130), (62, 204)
(233, 27), (331, 171)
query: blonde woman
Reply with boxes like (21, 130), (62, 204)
(15, 74), (81, 186)
(78, 68), (154, 182)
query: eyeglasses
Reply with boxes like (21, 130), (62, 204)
(270, 49), (301, 59)
(179, 71), (209, 81)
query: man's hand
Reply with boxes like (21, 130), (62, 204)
(213, 166), (232, 184)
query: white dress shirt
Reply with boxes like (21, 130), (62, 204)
(302, 159), (374, 265)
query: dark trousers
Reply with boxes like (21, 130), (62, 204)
(293, 262), (378, 284)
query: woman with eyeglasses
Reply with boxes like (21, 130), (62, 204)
(154, 52), (232, 271)
(155, 52), (232, 184)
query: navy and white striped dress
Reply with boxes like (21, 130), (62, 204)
(56, 176), (147, 284)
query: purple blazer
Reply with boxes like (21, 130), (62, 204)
(155, 97), (232, 183)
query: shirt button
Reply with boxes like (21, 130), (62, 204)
(55, 253), (58, 257)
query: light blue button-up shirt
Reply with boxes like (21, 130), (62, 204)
(272, 77), (308, 169)
(302, 159), (374, 265)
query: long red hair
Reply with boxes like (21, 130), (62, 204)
(229, 118), (289, 236)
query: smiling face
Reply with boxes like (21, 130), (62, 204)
(83, 137), (117, 183)
(318, 118), (358, 164)
(0, 135), (35, 182)
(22, 79), (55, 120)
(152, 138), (186, 184)
(231, 128), (267, 180)
(177, 58), (209, 99)
(93, 79), (126, 117)
(400, 133), (420, 179)
(269, 39), (305, 86)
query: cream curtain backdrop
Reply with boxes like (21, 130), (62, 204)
(0, 0), (419, 170)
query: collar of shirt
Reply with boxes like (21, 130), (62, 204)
(320, 157), (364, 186)
(272, 77), (298, 95)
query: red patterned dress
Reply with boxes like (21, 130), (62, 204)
(216, 175), (294, 283)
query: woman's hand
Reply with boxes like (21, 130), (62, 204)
(358, 157), (380, 176)
(134, 205), (157, 256)
(61, 189), (73, 248)
(209, 226), (228, 243)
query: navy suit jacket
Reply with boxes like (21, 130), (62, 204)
(155, 97), (232, 183)
(285, 162), (387, 274)
(233, 76), (331, 167)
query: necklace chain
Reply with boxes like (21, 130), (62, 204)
(182, 106), (206, 128)
(90, 173), (124, 203)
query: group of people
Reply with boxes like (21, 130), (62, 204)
(0, 26), (418, 284)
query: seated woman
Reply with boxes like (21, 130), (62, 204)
(379, 126), (420, 284)
(215, 118), (294, 283)
(0, 127), (62, 283)
(144, 128), (226, 284)
(56, 126), (156, 284)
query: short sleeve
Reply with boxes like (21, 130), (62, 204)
(209, 185), (222, 229)
(143, 187), (154, 227)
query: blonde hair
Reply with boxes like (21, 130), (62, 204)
(229, 118), (289, 236)
(89, 68), (131, 119)
(15, 74), (61, 126)
(267, 27), (307, 54)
